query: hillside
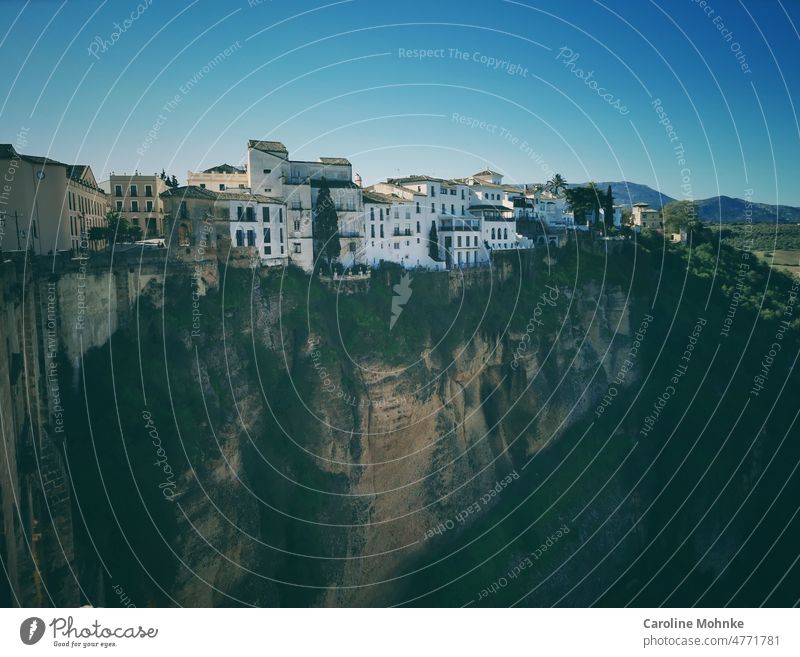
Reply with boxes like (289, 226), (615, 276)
(25, 235), (798, 607)
(568, 182), (800, 223)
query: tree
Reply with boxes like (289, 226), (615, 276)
(169, 174), (179, 188)
(565, 183), (609, 225)
(313, 177), (341, 268)
(663, 200), (700, 232)
(160, 169), (167, 181)
(603, 184), (615, 229)
(428, 222), (440, 261)
(547, 173), (567, 195)
(90, 209), (141, 247)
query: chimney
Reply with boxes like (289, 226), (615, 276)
(354, 173), (363, 187)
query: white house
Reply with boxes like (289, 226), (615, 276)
(187, 163), (248, 191)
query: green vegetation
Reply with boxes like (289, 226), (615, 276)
(710, 222), (800, 251)
(88, 209), (142, 245)
(60, 232), (800, 607)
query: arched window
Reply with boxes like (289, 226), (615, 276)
(491, 228), (496, 239)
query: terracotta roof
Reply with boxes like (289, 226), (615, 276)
(473, 169), (502, 177)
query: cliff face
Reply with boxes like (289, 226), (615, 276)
(6, 240), (799, 608)
(142, 259), (638, 607)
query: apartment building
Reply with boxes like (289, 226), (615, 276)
(0, 144), (108, 255)
(631, 202), (662, 230)
(101, 173), (167, 237)
(246, 140), (366, 271)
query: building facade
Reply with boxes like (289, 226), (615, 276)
(101, 173), (167, 237)
(1, 144), (108, 255)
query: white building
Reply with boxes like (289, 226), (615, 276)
(187, 163), (248, 192)
(216, 191), (287, 266)
(361, 188), (440, 269)
(245, 140), (364, 271)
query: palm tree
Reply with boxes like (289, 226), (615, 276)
(547, 173), (567, 195)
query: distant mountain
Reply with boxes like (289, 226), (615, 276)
(693, 196), (800, 224)
(571, 182), (800, 224)
(589, 182), (676, 209)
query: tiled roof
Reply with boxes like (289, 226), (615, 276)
(362, 189), (396, 204)
(473, 169), (502, 178)
(0, 143), (67, 167)
(319, 157), (351, 166)
(390, 174), (458, 185)
(216, 190), (282, 203)
(203, 163), (245, 174)
(161, 186), (282, 204)
(248, 140), (288, 154)
(161, 185), (219, 200)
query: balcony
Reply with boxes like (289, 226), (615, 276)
(438, 218), (480, 232)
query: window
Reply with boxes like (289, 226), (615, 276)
(416, 221), (420, 233)
(371, 224), (375, 238)
(380, 224), (384, 238)
(200, 183), (206, 189)
(440, 187), (446, 195)
(349, 242), (356, 252)
(235, 230), (244, 247)
(394, 242), (399, 250)
(393, 208), (399, 219)
(116, 201), (123, 211)
(237, 206), (243, 220)
(293, 219), (300, 232)
(461, 189), (465, 199)
(262, 206), (270, 222)
(278, 208), (283, 223)
(431, 187), (435, 197)
(379, 208), (383, 220)
(417, 186), (421, 192)
(145, 185), (153, 197)
(451, 204), (455, 215)
(264, 227), (271, 243)
(441, 204), (446, 214)
(131, 200), (139, 212)
(263, 168), (271, 174)
(431, 204), (435, 213)
(146, 200), (154, 212)
(451, 189), (456, 196)
(129, 185), (137, 197)
(219, 184), (225, 191)
(115, 185), (122, 197)
(491, 228), (496, 239)
(461, 206), (465, 215)
(504, 228), (508, 239)
(457, 236), (462, 247)
(370, 207), (375, 220)
(247, 230), (256, 247)
(264, 245), (272, 255)
(416, 202), (420, 214)
(245, 207), (255, 222)
(293, 242), (301, 254)
(466, 251), (471, 264)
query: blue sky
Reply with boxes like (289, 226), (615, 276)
(1, 0), (799, 205)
